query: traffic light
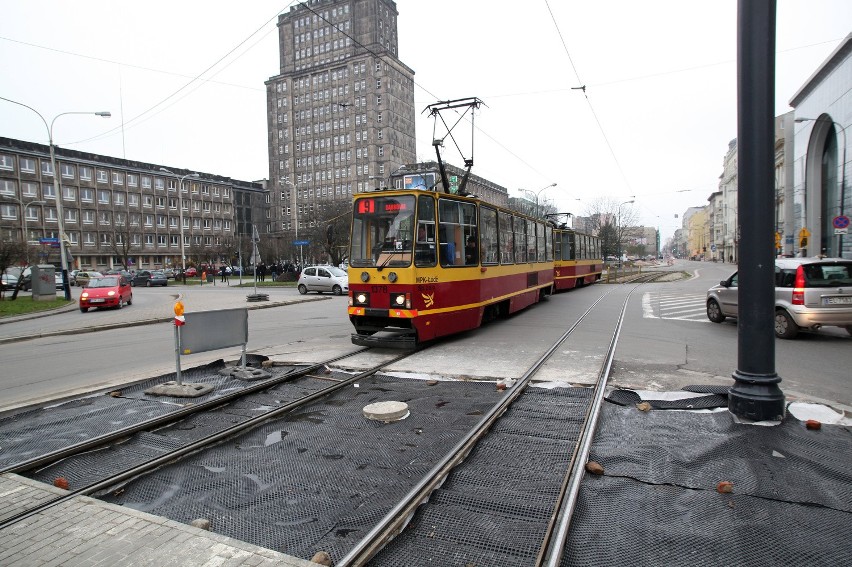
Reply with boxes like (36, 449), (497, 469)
(800, 236), (808, 248)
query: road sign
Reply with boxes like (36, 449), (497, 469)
(799, 227), (810, 248)
(832, 215), (849, 235)
(710, 244), (717, 252)
(293, 240), (310, 246)
(774, 232), (781, 247)
(39, 238), (58, 244)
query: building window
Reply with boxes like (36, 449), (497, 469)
(42, 162), (54, 176)
(127, 173), (138, 187)
(22, 182), (38, 197)
(129, 194), (139, 207)
(155, 178), (165, 191)
(79, 166), (91, 180)
(81, 188), (94, 202)
(62, 186), (76, 201)
(20, 158), (35, 173)
(98, 190), (110, 205)
(112, 171), (124, 185)
(43, 184), (56, 198)
(0, 155), (13, 170)
(64, 208), (78, 223)
(114, 192), (125, 205)
(142, 176), (151, 189)
(0, 179), (15, 195)
(61, 164), (75, 178)
(97, 170), (108, 183)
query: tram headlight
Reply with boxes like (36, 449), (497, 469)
(388, 271), (398, 283)
(391, 293), (410, 309)
(360, 271), (370, 282)
(353, 292), (369, 306)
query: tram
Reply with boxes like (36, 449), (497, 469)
(347, 189), (555, 348)
(553, 228), (603, 291)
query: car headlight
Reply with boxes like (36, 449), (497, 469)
(81, 292), (89, 298)
(108, 291), (116, 296)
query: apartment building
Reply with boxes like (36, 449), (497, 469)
(0, 137), (265, 272)
(265, 0), (416, 242)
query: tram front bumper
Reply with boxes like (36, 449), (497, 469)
(351, 329), (417, 349)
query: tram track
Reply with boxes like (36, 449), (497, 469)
(2, 285), (640, 565)
(0, 347), (413, 530)
(345, 285), (637, 566)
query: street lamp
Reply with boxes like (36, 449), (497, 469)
(159, 168), (199, 275)
(795, 117), (847, 256)
(280, 177), (303, 266)
(520, 183), (557, 217)
(1, 97), (111, 299)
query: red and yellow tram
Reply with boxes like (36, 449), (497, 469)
(553, 228), (603, 291)
(348, 188), (560, 348)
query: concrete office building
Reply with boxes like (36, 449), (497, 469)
(264, 0), (416, 248)
(0, 137), (265, 273)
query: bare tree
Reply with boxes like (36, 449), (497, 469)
(583, 197), (639, 258)
(301, 200), (351, 266)
(0, 237), (29, 300)
(104, 216), (141, 270)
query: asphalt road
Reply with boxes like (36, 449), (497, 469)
(1, 260), (849, 416)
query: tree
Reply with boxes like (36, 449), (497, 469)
(582, 197), (639, 258)
(301, 200), (351, 266)
(0, 237), (28, 300)
(104, 216), (141, 270)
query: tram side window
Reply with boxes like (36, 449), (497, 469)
(568, 232), (577, 260)
(553, 231), (562, 261)
(545, 225), (553, 261)
(534, 221), (546, 262)
(513, 215), (527, 263)
(438, 198), (477, 267)
(499, 211), (514, 264)
(415, 195), (436, 267)
(480, 206), (498, 265)
(526, 219), (537, 262)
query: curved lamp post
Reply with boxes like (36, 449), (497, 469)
(520, 183), (557, 217)
(159, 168), (199, 275)
(0, 97), (111, 299)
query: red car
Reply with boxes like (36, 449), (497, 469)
(79, 276), (133, 312)
(184, 267), (198, 277)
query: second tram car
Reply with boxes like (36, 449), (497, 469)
(348, 189), (555, 348)
(553, 228), (603, 290)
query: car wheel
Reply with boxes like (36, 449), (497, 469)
(298, 284), (308, 295)
(80, 307), (88, 313)
(706, 299), (726, 323)
(130, 280), (136, 287)
(774, 309), (799, 339)
(117, 298), (124, 309)
(127, 295), (133, 305)
(332, 284), (342, 295)
(146, 280), (152, 287)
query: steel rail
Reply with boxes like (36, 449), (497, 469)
(1, 348), (370, 475)
(336, 288), (617, 566)
(0, 349), (414, 531)
(537, 286), (637, 566)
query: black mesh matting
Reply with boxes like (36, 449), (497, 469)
(370, 386), (593, 566)
(98, 375), (508, 560)
(559, 403), (852, 566)
(0, 361), (306, 471)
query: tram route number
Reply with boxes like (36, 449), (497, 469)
(416, 276), (439, 284)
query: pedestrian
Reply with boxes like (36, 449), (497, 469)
(220, 264), (228, 284)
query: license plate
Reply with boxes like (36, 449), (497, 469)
(89, 298), (105, 303)
(822, 296), (852, 305)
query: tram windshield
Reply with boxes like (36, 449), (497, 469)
(350, 194), (416, 267)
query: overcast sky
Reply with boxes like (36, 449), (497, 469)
(1, 1), (849, 243)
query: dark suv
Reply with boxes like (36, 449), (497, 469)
(706, 257), (852, 339)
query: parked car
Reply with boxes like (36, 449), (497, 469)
(297, 265), (349, 295)
(54, 273), (64, 290)
(105, 269), (135, 282)
(1, 271), (18, 291)
(79, 275), (132, 312)
(706, 257), (852, 339)
(162, 268), (176, 279)
(131, 270), (168, 287)
(74, 271), (103, 287)
(69, 269), (80, 286)
(184, 267), (198, 277)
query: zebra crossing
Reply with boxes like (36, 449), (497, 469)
(642, 291), (709, 322)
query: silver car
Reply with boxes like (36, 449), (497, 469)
(706, 257), (852, 339)
(297, 265), (349, 295)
